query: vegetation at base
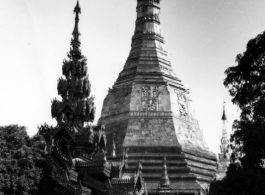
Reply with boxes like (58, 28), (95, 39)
(220, 31), (265, 195)
(0, 125), (46, 195)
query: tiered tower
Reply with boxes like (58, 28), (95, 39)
(100, 0), (217, 194)
(216, 99), (230, 180)
(51, 0), (96, 160)
(39, 2), (149, 195)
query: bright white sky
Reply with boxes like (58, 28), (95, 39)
(1, 0), (265, 155)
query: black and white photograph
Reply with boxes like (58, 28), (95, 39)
(1, 0), (265, 194)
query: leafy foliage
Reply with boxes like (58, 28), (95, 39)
(0, 125), (46, 195)
(224, 31), (265, 169)
(220, 31), (265, 194)
(217, 168), (265, 195)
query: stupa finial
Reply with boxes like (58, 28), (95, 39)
(71, 0), (81, 58)
(222, 97), (227, 121)
(73, 0), (81, 36)
(74, 0), (81, 13)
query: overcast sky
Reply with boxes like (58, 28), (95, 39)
(1, 0), (265, 155)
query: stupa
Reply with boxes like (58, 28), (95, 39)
(99, 0), (217, 194)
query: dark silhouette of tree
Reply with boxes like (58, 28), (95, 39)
(219, 31), (265, 195)
(0, 125), (46, 195)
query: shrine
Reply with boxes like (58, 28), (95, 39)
(39, 1), (149, 195)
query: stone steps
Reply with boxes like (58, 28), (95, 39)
(110, 152), (216, 184)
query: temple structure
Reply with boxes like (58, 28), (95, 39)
(99, 0), (217, 194)
(215, 100), (230, 180)
(39, 2), (149, 195)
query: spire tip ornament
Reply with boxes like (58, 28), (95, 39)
(222, 97), (227, 121)
(74, 0), (81, 14)
(70, 1), (82, 58)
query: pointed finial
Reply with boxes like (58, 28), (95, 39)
(73, 0), (81, 36)
(137, 160), (143, 173)
(70, 1), (81, 58)
(160, 155), (170, 187)
(163, 155), (167, 168)
(112, 133), (116, 157)
(74, 1), (81, 14)
(222, 97), (227, 121)
(125, 148), (129, 159)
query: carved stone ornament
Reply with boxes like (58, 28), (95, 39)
(141, 86), (158, 111)
(175, 90), (188, 116)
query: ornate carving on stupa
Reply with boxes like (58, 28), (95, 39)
(141, 86), (158, 111)
(175, 90), (189, 116)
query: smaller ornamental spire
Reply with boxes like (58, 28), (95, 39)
(222, 98), (227, 121)
(74, 0), (81, 13)
(221, 97), (228, 149)
(216, 97), (230, 179)
(160, 155), (170, 187)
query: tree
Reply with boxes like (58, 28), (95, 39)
(220, 31), (265, 194)
(0, 125), (46, 195)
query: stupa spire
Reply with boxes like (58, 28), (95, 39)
(221, 98), (228, 145)
(111, 0), (184, 89)
(71, 0), (81, 59)
(135, 0), (162, 37)
(73, 0), (81, 35)
(216, 98), (230, 179)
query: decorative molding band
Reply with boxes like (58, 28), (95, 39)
(132, 33), (164, 43)
(129, 111), (172, 117)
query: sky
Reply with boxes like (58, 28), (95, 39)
(1, 0), (265, 155)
